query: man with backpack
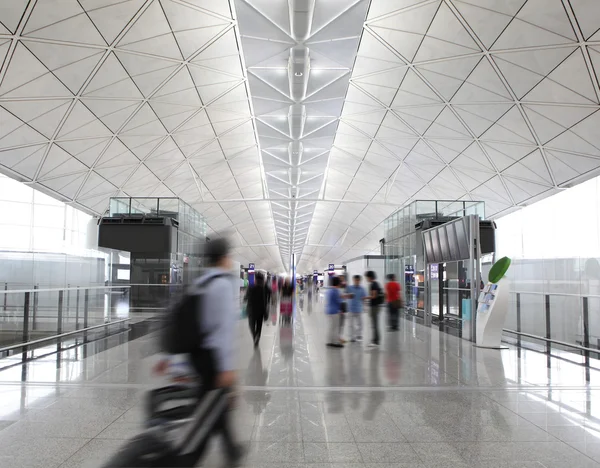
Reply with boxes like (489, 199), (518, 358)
(105, 237), (244, 468)
(163, 238), (244, 465)
(365, 271), (383, 348)
(186, 237), (244, 464)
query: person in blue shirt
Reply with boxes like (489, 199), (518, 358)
(326, 276), (344, 348)
(346, 275), (367, 342)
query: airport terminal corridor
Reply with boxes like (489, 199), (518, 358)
(1, 295), (600, 468)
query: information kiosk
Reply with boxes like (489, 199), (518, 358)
(476, 257), (511, 349)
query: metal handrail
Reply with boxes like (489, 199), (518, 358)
(0, 285), (130, 295)
(510, 290), (600, 299)
(0, 318), (130, 354)
(503, 328), (599, 354)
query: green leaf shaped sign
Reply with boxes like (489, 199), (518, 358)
(489, 257), (511, 284)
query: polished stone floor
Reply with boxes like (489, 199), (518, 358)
(1, 294), (600, 467)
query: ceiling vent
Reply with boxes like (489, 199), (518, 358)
(288, 46), (310, 101)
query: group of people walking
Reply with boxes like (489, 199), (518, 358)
(326, 271), (402, 348)
(244, 273), (294, 347)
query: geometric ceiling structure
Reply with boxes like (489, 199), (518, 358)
(235, 0), (370, 266)
(1, 1), (600, 273)
(298, 0), (600, 272)
(0, 0), (282, 271)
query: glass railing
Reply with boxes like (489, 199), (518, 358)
(0, 285), (132, 355)
(503, 290), (600, 365)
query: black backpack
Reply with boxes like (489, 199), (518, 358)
(160, 274), (224, 354)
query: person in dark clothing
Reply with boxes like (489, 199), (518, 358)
(365, 270), (383, 347)
(245, 272), (270, 347)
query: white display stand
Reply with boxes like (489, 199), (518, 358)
(475, 277), (510, 349)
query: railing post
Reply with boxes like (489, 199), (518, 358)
(66, 284), (70, 322)
(583, 297), (591, 364)
(32, 284), (39, 331)
(75, 288), (80, 330)
(57, 290), (64, 335)
(22, 292), (30, 346)
(545, 294), (551, 354)
(83, 289), (89, 342)
(516, 293), (521, 348)
(3, 282), (7, 313)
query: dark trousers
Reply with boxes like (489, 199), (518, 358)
(188, 349), (237, 461)
(369, 305), (380, 345)
(249, 313), (264, 344)
(388, 303), (399, 330)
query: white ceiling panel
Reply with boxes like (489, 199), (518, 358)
(0, 0), (600, 273)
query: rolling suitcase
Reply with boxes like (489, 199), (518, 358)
(101, 385), (229, 468)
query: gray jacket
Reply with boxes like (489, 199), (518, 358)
(192, 267), (237, 372)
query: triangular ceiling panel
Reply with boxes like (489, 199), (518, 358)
(83, 53), (143, 99)
(0, 1), (29, 33)
(0, 99), (72, 139)
(24, 41), (105, 94)
(452, 0), (526, 49)
(369, 1), (439, 62)
(352, 30), (405, 77)
(116, 51), (180, 97)
(452, 57), (512, 103)
(116, 0), (183, 60)
(502, 149), (553, 186)
(0, 43), (72, 98)
(58, 137), (111, 167)
(0, 144), (47, 179)
(38, 144), (88, 180)
(83, 0), (147, 45)
(524, 48), (598, 105)
(503, 177), (551, 204)
(480, 106), (536, 145)
(454, 103), (513, 137)
(523, 105), (598, 144)
(492, 46), (577, 99)
(23, 0), (107, 46)
(413, 2), (480, 62)
(492, 0), (577, 50)
(416, 55), (481, 100)
(546, 149), (600, 185)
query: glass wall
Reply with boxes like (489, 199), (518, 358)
(0, 175), (131, 351)
(496, 174), (600, 353)
(0, 174), (91, 252)
(383, 200), (485, 314)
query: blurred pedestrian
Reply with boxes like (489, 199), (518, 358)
(347, 275), (367, 342)
(280, 278), (294, 324)
(245, 271), (269, 347)
(385, 273), (402, 331)
(339, 274), (348, 343)
(365, 271), (383, 348)
(326, 276), (344, 348)
(116, 237), (245, 468)
(187, 238), (244, 464)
